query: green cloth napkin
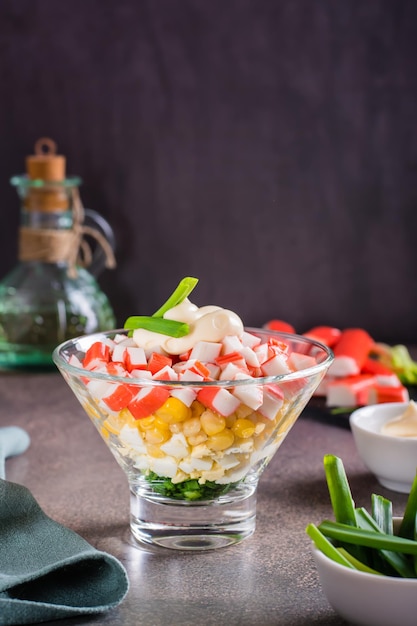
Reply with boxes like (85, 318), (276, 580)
(0, 478), (129, 626)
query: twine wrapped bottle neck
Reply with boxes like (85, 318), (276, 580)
(18, 186), (116, 278)
(16, 137), (116, 278)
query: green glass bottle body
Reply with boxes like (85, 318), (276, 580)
(0, 177), (116, 368)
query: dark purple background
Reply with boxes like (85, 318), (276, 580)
(0, 0), (416, 342)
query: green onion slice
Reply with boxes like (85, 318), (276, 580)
(124, 316), (189, 337)
(324, 454), (357, 526)
(306, 523), (356, 569)
(318, 520), (417, 555)
(123, 276), (198, 338)
(152, 277), (199, 318)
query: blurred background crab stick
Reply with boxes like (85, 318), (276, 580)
(326, 374), (377, 407)
(328, 328), (374, 377)
(361, 357), (401, 386)
(302, 326), (342, 348)
(263, 320), (296, 334)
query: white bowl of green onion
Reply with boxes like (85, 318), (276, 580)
(307, 455), (417, 626)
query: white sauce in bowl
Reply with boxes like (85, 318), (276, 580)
(381, 401), (417, 438)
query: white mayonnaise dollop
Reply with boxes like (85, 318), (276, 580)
(132, 298), (244, 355)
(381, 401), (417, 437)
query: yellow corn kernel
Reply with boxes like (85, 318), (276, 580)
(147, 444), (166, 458)
(225, 415), (237, 429)
(187, 432), (208, 446)
(182, 417), (201, 437)
(206, 428), (234, 451)
(200, 410), (226, 436)
(235, 404), (254, 419)
(190, 400), (205, 418)
(155, 397), (191, 423)
(103, 409), (136, 435)
(232, 418), (256, 439)
(145, 427), (170, 444)
(100, 426), (110, 439)
(137, 416), (155, 431)
(102, 419), (120, 436)
(84, 403), (102, 421)
(119, 407), (138, 428)
(154, 416), (172, 433)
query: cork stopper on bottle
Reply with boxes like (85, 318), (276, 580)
(26, 138), (66, 181)
(24, 138), (69, 211)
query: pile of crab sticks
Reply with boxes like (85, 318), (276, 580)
(264, 320), (417, 409)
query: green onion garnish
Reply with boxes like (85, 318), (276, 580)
(152, 276), (199, 318)
(123, 276), (199, 337)
(124, 316), (189, 337)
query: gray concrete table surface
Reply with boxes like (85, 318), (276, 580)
(0, 372), (409, 626)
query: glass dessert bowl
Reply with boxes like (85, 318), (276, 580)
(53, 278), (333, 550)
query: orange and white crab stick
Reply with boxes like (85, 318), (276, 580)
(362, 357), (400, 387)
(367, 384), (409, 405)
(328, 328), (374, 377)
(303, 326), (342, 348)
(326, 374), (377, 407)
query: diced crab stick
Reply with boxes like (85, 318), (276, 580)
(113, 334), (136, 345)
(86, 379), (112, 401)
(260, 353), (290, 377)
(197, 386), (241, 417)
(257, 384), (284, 420)
(128, 386), (171, 419)
(303, 326), (342, 348)
(215, 351), (247, 369)
(367, 385), (409, 405)
(124, 346), (147, 372)
(287, 352), (317, 371)
(189, 341), (222, 362)
(130, 369), (153, 380)
(185, 360), (211, 379)
(239, 345), (260, 368)
(221, 335), (243, 353)
(205, 362), (221, 379)
(104, 362), (127, 376)
(179, 369), (205, 382)
(253, 343), (270, 365)
(361, 358), (401, 387)
(241, 331), (262, 349)
(328, 328), (374, 377)
(111, 343), (127, 363)
(147, 352), (173, 375)
(179, 349), (192, 361)
(219, 362), (249, 381)
(232, 374), (263, 410)
(326, 374), (376, 407)
(83, 341), (111, 370)
(152, 365), (178, 381)
(263, 319), (296, 334)
(68, 354), (83, 369)
(170, 387), (198, 407)
(268, 338), (289, 355)
(102, 383), (136, 412)
(279, 375), (309, 399)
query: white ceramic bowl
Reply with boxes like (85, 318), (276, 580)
(311, 523), (417, 626)
(349, 402), (417, 493)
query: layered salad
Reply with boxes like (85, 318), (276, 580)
(63, 278), (327, 500)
